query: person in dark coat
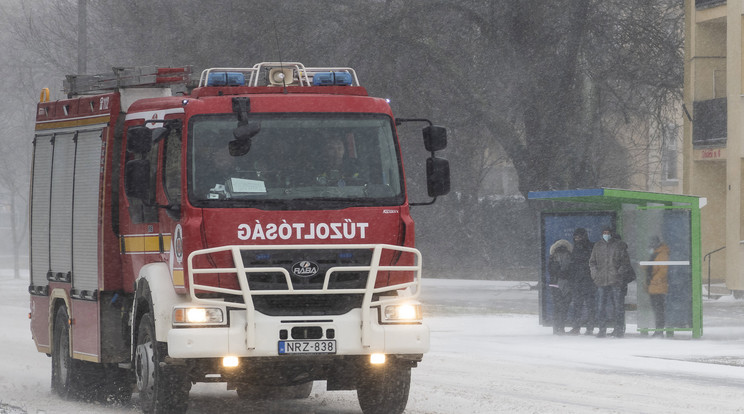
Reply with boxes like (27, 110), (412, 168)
(548, 239), (573, 335)
(612, 231), (635, 337)
(589, 226), (631, 338)
(567, 228), (596, 335)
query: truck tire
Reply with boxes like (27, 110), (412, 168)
(235, 382), (313, 400)
(52, 306), (133, 403)
(356, 363), (411, 414)
(51, 306), (81, 399)
(135, 313), (190, 414)
(51, 306), (104, 400)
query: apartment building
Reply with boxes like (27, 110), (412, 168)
(684, 0), (744, 291)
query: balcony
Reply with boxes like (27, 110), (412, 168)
(692, 98), (727, 147)
(696, 0), (725, 9)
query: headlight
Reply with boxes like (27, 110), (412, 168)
(382, 303), (422, 323)
(173, 307), (225, 326)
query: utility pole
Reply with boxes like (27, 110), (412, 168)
(77, 0), (87, 74)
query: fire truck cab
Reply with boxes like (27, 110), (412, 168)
(29, 62), (449, 414)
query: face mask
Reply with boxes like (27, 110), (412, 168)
(602, 234), (611, 242)
(649, 248), (656, 254)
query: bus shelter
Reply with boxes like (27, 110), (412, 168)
(527, 188), (707, 338)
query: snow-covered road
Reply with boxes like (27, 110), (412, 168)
(2, 274), (744, 413)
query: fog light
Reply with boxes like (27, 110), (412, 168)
(223, 356), (239, 368)
(370, 353), (386, 365)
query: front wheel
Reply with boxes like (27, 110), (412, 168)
(356, 362), (411, 414)
(135, 313), (191, 414)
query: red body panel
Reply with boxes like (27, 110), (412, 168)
(31, 93), (122, 360)
(70, 300), (100, 360)
(29, 295), (50, 352)
(127, 92), (394, 118)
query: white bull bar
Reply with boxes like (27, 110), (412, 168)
(186, 244), (422, 350)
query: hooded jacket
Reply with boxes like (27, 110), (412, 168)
(548, 239), (573, 281)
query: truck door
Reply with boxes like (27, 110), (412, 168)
(157, 123), (186, 289)
(119, 122), (162, 282)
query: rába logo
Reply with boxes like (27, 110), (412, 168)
(292, 261), (319, 278)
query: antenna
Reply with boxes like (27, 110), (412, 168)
(272, 22), (288, 93)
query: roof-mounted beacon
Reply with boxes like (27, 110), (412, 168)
(197, 62), (360, 88)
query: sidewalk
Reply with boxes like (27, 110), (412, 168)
(421, 278), (744, 335)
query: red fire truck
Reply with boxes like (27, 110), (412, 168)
(29, 62), (449, 414)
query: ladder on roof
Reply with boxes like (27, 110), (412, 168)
(63, 66), (192, 97)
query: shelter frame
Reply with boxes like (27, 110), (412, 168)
(528, 188), (707, 338)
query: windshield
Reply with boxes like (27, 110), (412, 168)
(187, 113), (404, 209)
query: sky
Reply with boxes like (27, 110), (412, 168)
(2, 273), (744, 413)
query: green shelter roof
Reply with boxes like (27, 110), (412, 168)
(527, 188), (707, 210)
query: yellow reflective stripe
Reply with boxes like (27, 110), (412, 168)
(124, 236), (145, 253)
(121, 234), (172, 254)
(143, 236), (160, 253)
(35, 115), (110, 131)
(172, 269), (185, 286)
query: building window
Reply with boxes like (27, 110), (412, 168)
(692, 98), (727, 147)
(662, 124), (679, 182)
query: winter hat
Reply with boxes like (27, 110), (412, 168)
(573, 228), (588, 238)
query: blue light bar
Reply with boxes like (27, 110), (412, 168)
(206, 72), (245, 87)
(312, 72), (353, 86)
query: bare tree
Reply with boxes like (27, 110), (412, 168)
(2, 0), (684, 276)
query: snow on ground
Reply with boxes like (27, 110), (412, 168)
(2, 272), (744, 413)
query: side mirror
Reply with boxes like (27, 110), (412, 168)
(124, 159), (151, 200)
(126, 126), (153, 154)
(229, 139), (252, 156)
(423, 125), (447, 152)
(426, 157), (450, 197)
(230, 121), (261, 156)
(151, 126), (170, 143)
(233, 121), (261, 141)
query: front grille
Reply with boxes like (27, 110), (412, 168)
(240, 248), (372, 315)
(242, 249), (372, 291)
(252, 294), (364, 316)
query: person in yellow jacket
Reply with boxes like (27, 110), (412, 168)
(646, 236), (670, 337)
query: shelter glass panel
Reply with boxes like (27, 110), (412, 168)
(622, 208), (692, 334)
(539, 212), (614, 326)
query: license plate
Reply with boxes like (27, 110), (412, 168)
(278, 340), (337, 355)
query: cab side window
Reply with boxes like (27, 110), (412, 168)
(163, 128), (182, 205)
(124, 128), (158, 224)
